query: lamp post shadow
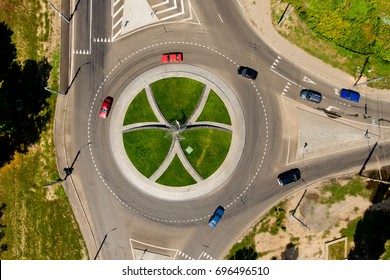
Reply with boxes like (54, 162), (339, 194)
(94, 227), (117, 260)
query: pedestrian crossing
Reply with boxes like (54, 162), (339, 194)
(177, 250), (215, 260)
(111, 0), (200, 41)
(73, 1), (201, 55)
(93, 37), (112, 43)
(73, 49), (90, 55)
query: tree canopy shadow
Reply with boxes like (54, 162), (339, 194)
(0, 22), (52, 167)
(229, 246), (258, 260)
(348, 202), (390, 259)
(281, 242), (299, 260)
(348, 167), (390, 260)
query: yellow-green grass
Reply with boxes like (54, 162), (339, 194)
(271, 0), (390, 89)
(0, 94), (87, 259)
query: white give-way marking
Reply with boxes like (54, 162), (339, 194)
(303, 76), (316, 84)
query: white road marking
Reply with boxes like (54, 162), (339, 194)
(89, 0), (92, 53)
(270, 68), (298, 85)
(88, 41), (269, 223)
(218, 14), (223, 23)
(113, 4), (124, 18)
(303, 76), (316, 84)
(152, 0), (169, 9)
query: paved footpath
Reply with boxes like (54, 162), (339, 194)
(240, 0), (390, 98)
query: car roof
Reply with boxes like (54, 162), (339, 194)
(209, 206), (225, 227)
(279, 168), (300, 177)
(278, 168), (301, 185)
(340, 88), (360, 101)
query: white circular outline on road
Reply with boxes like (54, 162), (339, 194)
(87, 41), (269, 223)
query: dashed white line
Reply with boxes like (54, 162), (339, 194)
(218, 14), (224, 23)
(88, 41), (269, 223)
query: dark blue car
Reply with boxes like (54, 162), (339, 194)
(238, 66), (258, 80)
(208, 206), (225, 228)
(340, 88), (360, 102)
(277, 168), (301, 186)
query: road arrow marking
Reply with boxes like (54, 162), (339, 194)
(303, 76), (316, 84)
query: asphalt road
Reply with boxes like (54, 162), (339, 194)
(55, 0), (390, 260)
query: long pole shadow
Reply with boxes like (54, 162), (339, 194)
(48, 0), (81, 23)
(64, 62), (91, 95)
(63, 142), (92, 180)
(291, 187), (311, 230)
(68, 0), (82, 21)
(359, 140), (379, 176)
(94, 227), (117, 260)
(45, 61), (90, 96)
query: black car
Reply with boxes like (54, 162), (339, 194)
(277, 168), (301, 186)
(238, 66), (258, 80)
(300, 89), (322, 103)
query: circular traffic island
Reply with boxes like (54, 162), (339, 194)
(110, 65), (245, 200)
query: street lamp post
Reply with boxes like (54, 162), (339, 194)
(48, 1), (70, 23)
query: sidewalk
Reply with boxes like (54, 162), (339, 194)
(240, 0), (390, 98)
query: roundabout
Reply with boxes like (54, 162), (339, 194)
(60, 0), (390, 260)
(86, 42), (270, 222)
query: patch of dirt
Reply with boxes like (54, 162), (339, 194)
(254, 179), (371, 259)
(42, 0), (61, 59)
(45, 186), (59, 201)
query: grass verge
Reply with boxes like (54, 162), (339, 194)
(328, 241), (346, 260)
(0, 1), (87, 258)
(0, 69), (86, 259)
(271, 0), (389, 89)
(319, 177), (371, 205)
(225, 230), (258, 260)
(0, 0), (49, 61)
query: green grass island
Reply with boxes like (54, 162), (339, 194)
(122, 77), (232, 187)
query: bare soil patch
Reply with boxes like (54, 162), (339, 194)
(254, 179), (370, 259)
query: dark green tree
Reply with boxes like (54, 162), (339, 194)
(0, 22), (52, 166)
(0, 22), (16, 80)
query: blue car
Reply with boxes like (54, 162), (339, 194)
(208, 206), (225, 228)
(340, 88), (360, 102)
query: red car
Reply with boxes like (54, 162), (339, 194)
(161, 52), (183, 63)
(99, 96), (113, 118)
